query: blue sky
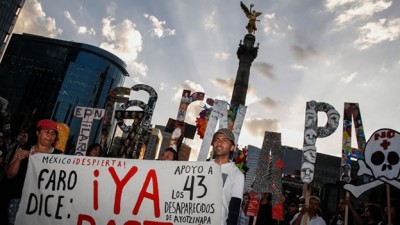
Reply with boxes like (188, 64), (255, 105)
(13, 0), (400, 159)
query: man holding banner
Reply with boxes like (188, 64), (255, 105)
(211, 128), (244, 225)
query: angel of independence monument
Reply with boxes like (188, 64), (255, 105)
(231, 2), (261, 109)
(195, 2), (262, 161)
(235, 3), (288, 223)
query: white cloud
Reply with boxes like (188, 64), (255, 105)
(326, 0), (359, 11)
(210, 78), (234, 95)
(173, 80), (205, 102)
(204, 10), (217, 30)
(244, 118), (280, 136)
(100, 17), (147, 76)
(354, 18), (400, 50)
(77, 26), (96, 35)
(327, 0), (392, 27)
(64, 11), (76, 25)
(64, 10), (96, 36)
(144, 14), (175, 38)
(214, 51), (230, 60)
(262, 13), (285, 37)
(292, 64), (308, 70)
(181, 80), (205, 92)
(101, 17), (116, 41)
(340, 72), (358, 83)
(129, 61), (148, 77)
(13, 0), (62, 37)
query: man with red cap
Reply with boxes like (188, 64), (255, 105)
(6, 119), (62, 225)
(212, 128), (244, 225)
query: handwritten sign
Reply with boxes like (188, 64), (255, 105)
(16, 155), (222, 224)
(74, 107), (105, 155)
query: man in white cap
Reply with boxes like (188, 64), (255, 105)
(212, 128), (244, 225)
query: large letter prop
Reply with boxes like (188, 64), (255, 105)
(115, 104), (145, 158)
(340, 103), (366, 182)
(164, 90), (205, 153)
(344, 128), (400, 198)
(252, 132), (284, 220)
(197, 100), (247, 161)
(101, 87), (131, 150)
(176, 90), (205, 122)
(116, 84), (158, 159)
(74, 107), (105, 156)
(16, 155), (222, 224)
(301, 101), (340, 183)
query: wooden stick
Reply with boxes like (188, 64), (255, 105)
(252, 216), (257, 225)
(387, 184), (392, 225)
(344, 192), (349, 225)
(302, 183), (311, 225)
(252, 192), (261, 225)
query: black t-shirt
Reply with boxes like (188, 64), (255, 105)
(329, 213), (355, 225)
(248, 203), (276, 225)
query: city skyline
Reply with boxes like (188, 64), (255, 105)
(10, 0), (400, 159)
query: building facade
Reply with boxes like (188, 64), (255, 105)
(0, 33), (128, 152)
(0, 0), (25, 59)
(143, 127), (162, 160)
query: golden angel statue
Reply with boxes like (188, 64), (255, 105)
(240, 1), (262, 34)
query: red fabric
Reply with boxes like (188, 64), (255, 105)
(272, 203), (284, 220)
(246, 192), (260, 216)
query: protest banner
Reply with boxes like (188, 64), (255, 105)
(344, 128), (400, 197)
(16, 154), (222, 225)
(74, 107), (105, 156)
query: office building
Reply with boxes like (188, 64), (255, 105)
(0, 0), (25, 59)
(0, 33), (128, 151)
(143, 127), (162, 160)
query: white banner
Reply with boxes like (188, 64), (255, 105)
(16, 155), (222, 225)
(74, 106), (105, 155)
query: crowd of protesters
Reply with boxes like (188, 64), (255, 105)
(0, 119), (398, 225)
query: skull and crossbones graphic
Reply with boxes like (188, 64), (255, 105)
(344, 128), (400, 198)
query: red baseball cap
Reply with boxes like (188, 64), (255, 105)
(36, 119), (58, 131)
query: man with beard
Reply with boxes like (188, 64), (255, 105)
(212, 128), (244, 225)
